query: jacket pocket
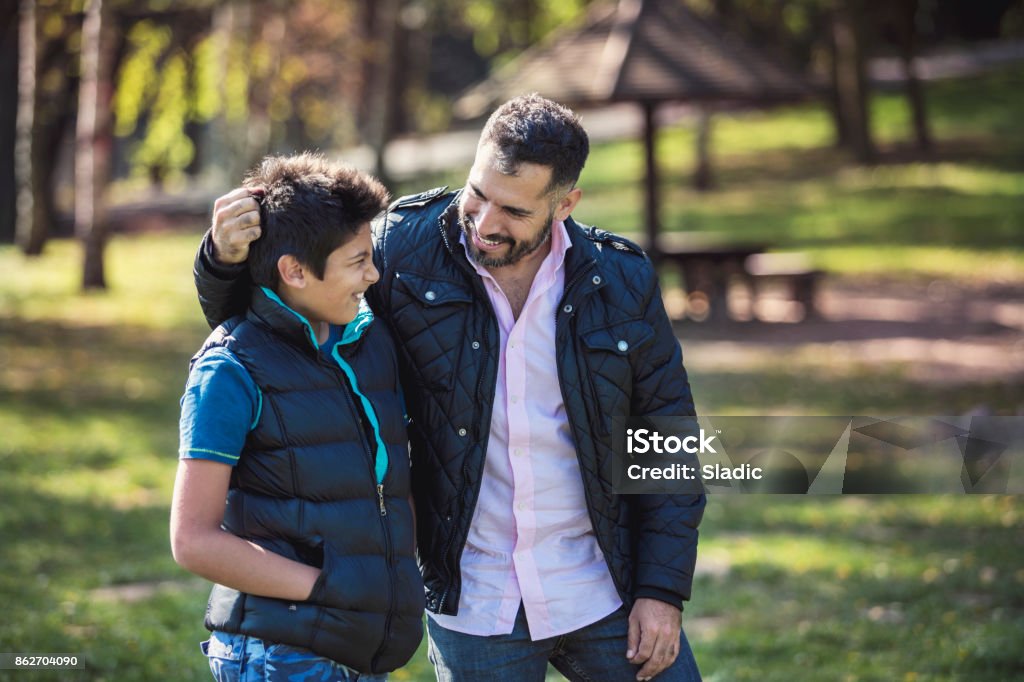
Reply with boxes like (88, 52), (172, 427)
(579, 320), (656, 435)
(390, 271), (473, 392)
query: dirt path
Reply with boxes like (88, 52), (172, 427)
(675, 279), (1024, 387)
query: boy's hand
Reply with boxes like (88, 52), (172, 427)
(211, 187), (264, 265)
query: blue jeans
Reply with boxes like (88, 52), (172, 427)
(202, 631), (388, 682)
(426, 604), (701, 681)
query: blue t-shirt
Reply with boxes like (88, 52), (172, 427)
(178, 326), (344, 466)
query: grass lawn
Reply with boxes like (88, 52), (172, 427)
(1, 68), (1022, 680)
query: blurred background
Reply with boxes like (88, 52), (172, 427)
(0, 0), (1022, 679)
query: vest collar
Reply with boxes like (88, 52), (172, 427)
(248, 285), (374, 353)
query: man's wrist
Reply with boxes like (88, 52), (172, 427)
(633, 586), (684, 610)
(201, 231), (247, 279)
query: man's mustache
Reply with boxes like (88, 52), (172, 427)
(460, 213), (514, 245)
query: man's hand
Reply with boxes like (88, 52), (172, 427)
(211, 187), (264, 265)
(627, 598), (682, 681)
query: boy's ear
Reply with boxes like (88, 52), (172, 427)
(277, 255), (307, 288)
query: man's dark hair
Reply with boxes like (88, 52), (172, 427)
(243, 152), (389, 289)
(480, 93), (589, 194)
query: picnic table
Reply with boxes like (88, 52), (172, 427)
(622, 231), (822, 322)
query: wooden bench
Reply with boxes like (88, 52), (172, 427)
(743, 252), (823, 319)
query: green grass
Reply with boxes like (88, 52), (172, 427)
(1, 69), (1023, 680)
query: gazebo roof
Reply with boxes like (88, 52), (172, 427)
(455, 0), (815, 118)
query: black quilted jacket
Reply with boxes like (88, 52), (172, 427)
(193, 187), (705, 617)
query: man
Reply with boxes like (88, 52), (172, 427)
(194, 94), (705, 681)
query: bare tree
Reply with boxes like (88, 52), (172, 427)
(75, 0), (117, 289)
(15, 0), (47, 255)
(832, 0), (876, 164)
(896, 0), (931, 153)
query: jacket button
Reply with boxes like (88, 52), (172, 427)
(425, 290), (437, 301)
(562, 304), (573, 314)
(471, 341), (480, 349)
(592, 275), (602, 285)
(458, 428), (467, 436)
(617, 340), (629, 352)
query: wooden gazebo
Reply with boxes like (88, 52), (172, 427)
(455, 0), (817, 257)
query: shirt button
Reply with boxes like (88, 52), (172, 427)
(592, 275), (602, 285)
(471, 341), (480, 349)
(425, 290), (436, 301)
(617, 340), (629, 352)
(514, 448), (522, 456)
(516, 502), (526, 511)
(510, 396), (518, 404)
(458, 428), (467, 437)
(509, 342), (516, 349)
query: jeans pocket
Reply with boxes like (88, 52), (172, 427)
(203, 631), (245, 682)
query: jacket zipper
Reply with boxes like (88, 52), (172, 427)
(332, 359), (397, 671)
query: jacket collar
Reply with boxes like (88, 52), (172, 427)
(247, 285), (373, 354)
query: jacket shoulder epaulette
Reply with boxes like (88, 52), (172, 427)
(388, 186), (449, 212)
(584, 226), (646, 257)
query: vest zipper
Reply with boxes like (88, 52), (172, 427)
(371, 495), (396, 672)
(332, 359), (397, 672)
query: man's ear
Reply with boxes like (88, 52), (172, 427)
(277, 254), (307, 288)
(554, 187), (582, 223)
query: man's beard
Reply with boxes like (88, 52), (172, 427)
(459, 207), (554, 269)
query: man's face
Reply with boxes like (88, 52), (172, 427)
(458, 142), (558, 269)
(299, 222), (379, 327)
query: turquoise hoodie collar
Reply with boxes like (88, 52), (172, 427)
(257, 286), (374, 351)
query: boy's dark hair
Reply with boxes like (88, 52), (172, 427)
(243, 152), (389, 289)
(480, 93), (589, 195)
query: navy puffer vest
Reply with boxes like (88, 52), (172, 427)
(194, 287), (423, 675)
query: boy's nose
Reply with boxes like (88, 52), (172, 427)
(365, 261), (380, 284)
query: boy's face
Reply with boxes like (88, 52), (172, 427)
(296, 222), (379, 328)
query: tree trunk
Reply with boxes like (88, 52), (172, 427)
(15, 0), (47, 255)
(826, 20), (848, 149)
(366, 0), (401, 187)
(898, 0), (932, 154)
(693, 106), (715, 192)
(832, 0), (875, 164)
(75, 0), (116, 290)
(642, 101), (660, 256)
(0, 2), (18, 244)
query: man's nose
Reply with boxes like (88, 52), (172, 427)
(475, 202), (499, 234)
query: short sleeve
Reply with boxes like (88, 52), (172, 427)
(178, 347), (261, 466)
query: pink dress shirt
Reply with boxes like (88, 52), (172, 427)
(428, 220), (622, 640)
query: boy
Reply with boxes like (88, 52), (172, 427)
(171, 153), (423, 681)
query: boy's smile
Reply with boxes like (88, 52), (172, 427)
(282, 222), (379, 343)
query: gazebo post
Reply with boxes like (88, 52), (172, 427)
(642, 100), (661, 261)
